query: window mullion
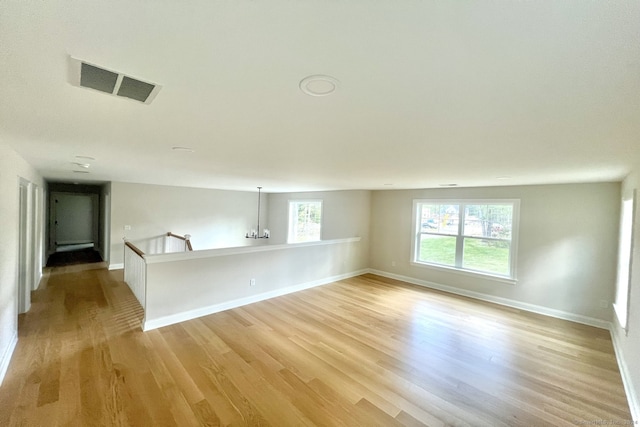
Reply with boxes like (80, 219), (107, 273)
(455, 204), (465, 268)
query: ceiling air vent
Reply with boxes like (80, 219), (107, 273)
(69, 56), (161, 104)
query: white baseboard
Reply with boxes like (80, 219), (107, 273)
(610, 325), (640, 423)
(34, 270), (43, 291)
(0, 331), (18, 386)
(368, 269), (610, 330)
(108, 263), (124, 271)
(143, 269), (370, 331)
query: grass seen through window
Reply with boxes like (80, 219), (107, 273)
(420, 237), (509, 275)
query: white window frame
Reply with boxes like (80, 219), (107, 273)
(411, 199), (520, 284)
(287, 199), (323, 244)
(614, 189), (636, 332)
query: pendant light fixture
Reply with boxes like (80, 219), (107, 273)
(246, 187), (270, 239)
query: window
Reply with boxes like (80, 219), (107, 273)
(413, 199), (519, 280)
(288, 200), (322, 243)
(614, 190), (636, 331)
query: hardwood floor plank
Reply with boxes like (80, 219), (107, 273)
(192, 398), (221, 427)
(395, 409), (432, 427)
(0, 266), (632, 426)
(354, 398), (406, 427)
(159, 325), (253, 426)
(145, 329), (207, 406)
(291, 333), (485, 426)
(275, 367), (360, 427)
(35, 338), (61, 407)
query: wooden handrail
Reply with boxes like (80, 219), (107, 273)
(125, 241), (145, 258)
(167, 232), (186, 241)
(167, 232), (193, 251)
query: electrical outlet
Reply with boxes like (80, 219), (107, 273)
(391, 261), (396, 267)
(124, 225), (131, 230)
(250, 278), (256, 287)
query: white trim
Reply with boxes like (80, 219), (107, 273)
(109, 262), (124, 270)
(610, 324), (640, 423)
(614, 189), (636, 331)
(143, 269), (369, 331)
(35, 270), (43, 290)
(411, 199), (520, 281)
(144, 237), (360, 264)
(368, 269), (610, 330)
(409, 260), (517, 285)
(0, 331), (18, 386)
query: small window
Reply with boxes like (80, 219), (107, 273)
(413, 199), (519, 280)
(288, 200), (322, 243)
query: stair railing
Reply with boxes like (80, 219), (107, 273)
(123, 239), (146, 308)
(166, 232), (193, 252)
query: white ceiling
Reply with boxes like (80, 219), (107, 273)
(1, 1), (639, 192)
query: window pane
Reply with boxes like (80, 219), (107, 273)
(418, 234), (456, 266)
(464, 204), (513, 240)
(419, 204), (459, 235)
(462, 237), (510, 275)
(289, 201), (322, 243)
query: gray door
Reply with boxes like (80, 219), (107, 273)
(53, 193), (94, 247)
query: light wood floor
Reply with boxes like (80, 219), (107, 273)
(0, 265), (632, 426)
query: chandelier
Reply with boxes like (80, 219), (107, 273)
(246, 187), (270, 239)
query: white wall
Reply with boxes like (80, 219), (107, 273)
(109, 185), (372, 268)
(0, 143), (44, 384)
(267, 189), (371, 245)
(143, 238), (366, 330)
(117, 187), (372, 330)
(370, 183), (620, 324)
(611, 168), (640, 420)
(109, 182), (269, 267)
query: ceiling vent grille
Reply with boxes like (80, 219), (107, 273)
(69, 57), (161, 104)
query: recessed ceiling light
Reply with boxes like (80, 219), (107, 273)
(439, 183), (458, 187)
(72, 162), (90, 168)
(75, 155), (95, 161)
(383, 183), (394, 186)
(73, 170), (90, 174)
(299, 75), (339, 97)
(496, 176), (512, 180)
(172, 146), (194, 153)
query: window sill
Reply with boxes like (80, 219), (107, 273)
(410, 261), (517, 285)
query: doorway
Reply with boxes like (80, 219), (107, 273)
(46, 183), (110, 267)
(51, 192), (97, 251)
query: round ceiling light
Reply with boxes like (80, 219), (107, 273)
(299, 75), (339, 97)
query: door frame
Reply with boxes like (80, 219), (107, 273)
(17, 179), (33, 313)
